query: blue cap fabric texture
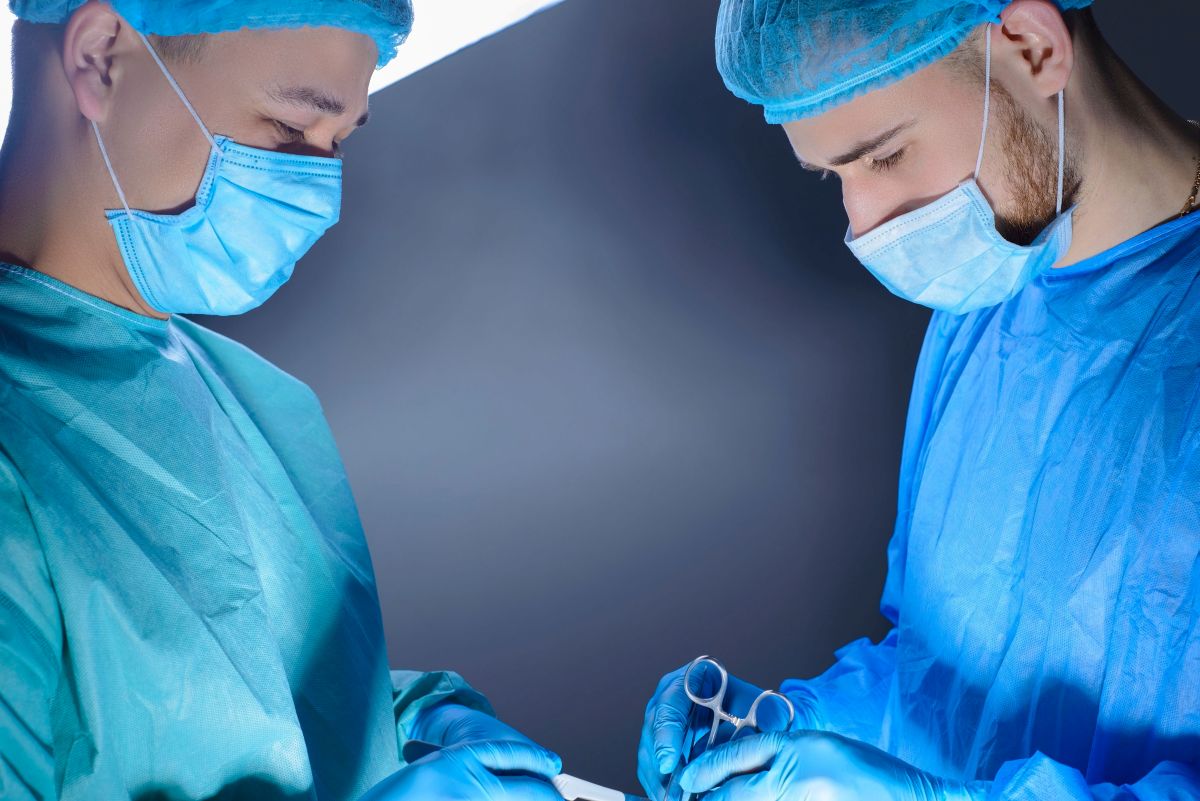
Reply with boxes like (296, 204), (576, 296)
(10, 0), (413, 66)
(716, 0), (1095, 123)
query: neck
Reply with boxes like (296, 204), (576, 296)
(1061, 36), (1199, 265)
(0, 116), (167, 320)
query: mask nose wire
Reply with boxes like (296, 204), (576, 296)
(135, 30), (219, 153)
(973, 23), (993, 180)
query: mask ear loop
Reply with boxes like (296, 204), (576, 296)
(1055, 90), (1065, 215)
(975, 22), (1066, 214)
(135, 30), (219, 155)
(91, 120), (133, 221)
(973, 23), (993, 180)
(90, 30), (222, 242)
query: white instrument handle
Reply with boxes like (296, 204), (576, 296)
(552, 773), (625, 801)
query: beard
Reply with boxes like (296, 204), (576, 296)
(990, 83), (1083, 246)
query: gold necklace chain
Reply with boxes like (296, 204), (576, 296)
(1182, 121), (1200, 218)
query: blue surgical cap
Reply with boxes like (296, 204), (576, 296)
(716, 0), (1095, 123)
(10, 0), (413, 66)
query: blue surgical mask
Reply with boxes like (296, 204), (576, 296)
(91, 31), (342, 316)
(845, 24), (1073, 315)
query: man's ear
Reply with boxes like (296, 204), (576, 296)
(61, 1), (128, 123)
(997, 0), (1074, 99)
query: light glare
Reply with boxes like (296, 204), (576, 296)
(0, 2), (565, 138)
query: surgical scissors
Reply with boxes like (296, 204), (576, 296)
(663, 655), (795, 801)
(684, 655), (795, 749)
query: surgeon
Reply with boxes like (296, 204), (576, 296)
(0, 2), (563, 799)
(640, 1), (1199, 799)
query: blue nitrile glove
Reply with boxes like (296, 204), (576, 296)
(418, 704), (539, 747)
(680, 731), (988, 801)
(637, 663), (797, 800)
(362, 740), (564, 801)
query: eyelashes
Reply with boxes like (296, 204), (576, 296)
(803, 147), (907, 182)
(866, 148), (906, 173)
(271, 120), (343, 157)
(272, 119), (305, 142)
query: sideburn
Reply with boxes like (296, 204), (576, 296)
(991, 83), (1082, 245)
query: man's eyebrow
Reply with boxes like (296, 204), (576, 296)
(816, 120), (917, 168)
(269, 85), (371, 127)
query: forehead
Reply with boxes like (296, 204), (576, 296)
(782, 59), (979, 163)
(194, 26), (377, 109)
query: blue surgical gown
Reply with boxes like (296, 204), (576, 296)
(782, 212), (1200, 799)
(0, 264), (490, 800)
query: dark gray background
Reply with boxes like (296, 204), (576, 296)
(204, 1), (1198, 790)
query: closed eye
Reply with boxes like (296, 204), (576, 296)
(272, 119), (306, 143)
(866, 148), (906, 173)
(272, 119), (344, 158)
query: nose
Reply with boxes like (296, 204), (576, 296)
(842, 179), (887, 240)
(844, 182), (945, 240)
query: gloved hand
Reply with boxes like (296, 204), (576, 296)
(679, 731), (987, 801)
(416, 704), (539, 749)
(638, 663), (792, 800)
(361, 739), (564, 801)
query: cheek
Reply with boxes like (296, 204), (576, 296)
(104, 75), (219, 212)
(844, 140), (981, 237)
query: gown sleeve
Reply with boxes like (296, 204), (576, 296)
(390, 669), (495, 763)
(780, 629), (898, 746)
(988, 753), (1200, 800)
(781, 645), (1200, 799)
(0, 456), (62, 801)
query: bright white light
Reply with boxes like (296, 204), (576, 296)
(0, 2), (564, 137)
(369, 0), (564, 94)
(0, 9), (13, 143)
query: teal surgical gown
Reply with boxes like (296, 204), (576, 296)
(0, 263), (490, 800)
(783, 212), (1200, 799)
